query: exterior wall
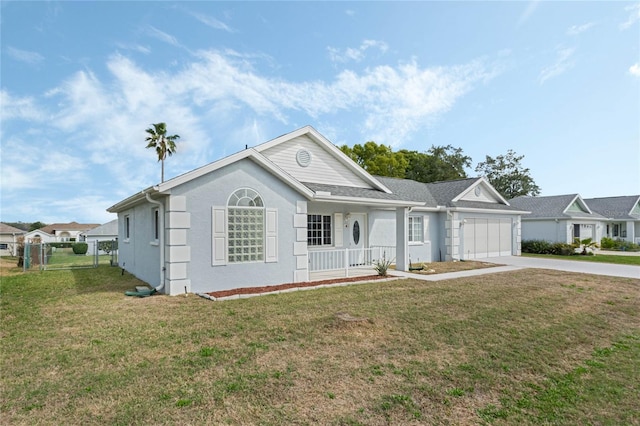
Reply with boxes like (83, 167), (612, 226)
(369, 209), (438, 264)
(118, 201), (164, 288)
(0, 234), (23, 256)
(522, 219), (605, 244)
(521, 219), (569, 243)
(172, 159), (303, 294)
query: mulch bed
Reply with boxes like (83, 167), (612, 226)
(205, 275), (388, 299)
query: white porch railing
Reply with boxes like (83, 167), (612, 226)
(308, 246), (396, 277)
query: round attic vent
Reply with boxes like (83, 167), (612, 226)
(296, 149), (312, 167)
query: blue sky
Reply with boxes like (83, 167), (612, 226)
(1, 1), (639, 224)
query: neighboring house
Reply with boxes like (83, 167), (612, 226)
(23, 229), (56, 244)
(0, 223), (25, 256)
(509, 194), (606, 244)
(583, 196), (640, 245)
(108, 126), (527, 295)
(81, 219), (118, 254)
(24, 222), (101, 243)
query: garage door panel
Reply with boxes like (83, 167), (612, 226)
(500, 219), (512, 256)
(463, 217), (513, 259)
(488, 219), (500, 257)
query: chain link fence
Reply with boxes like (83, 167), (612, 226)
(20, 240), (118, 271)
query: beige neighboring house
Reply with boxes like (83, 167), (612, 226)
(0, 223), (25, 256)
(23, 222), (100, 243)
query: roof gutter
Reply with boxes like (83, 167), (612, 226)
(144, 191), (165, 293)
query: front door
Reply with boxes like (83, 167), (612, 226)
(348, 213), (366, 265)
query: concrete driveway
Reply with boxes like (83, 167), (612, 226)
(486, 256), (640, 279)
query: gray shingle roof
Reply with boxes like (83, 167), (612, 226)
(509, 194), (605, 219)
(302, 182), (404, 201)
(584, 196), (640, 220)
(305, 176), (519, 211)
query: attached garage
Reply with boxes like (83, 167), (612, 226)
(461, 218), (512, 259)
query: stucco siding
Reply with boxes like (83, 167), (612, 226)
(118, 204), (163, 287)
(521, 220), (568, 243)
(171, 159), (303, 293)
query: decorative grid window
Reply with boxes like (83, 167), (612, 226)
(228, 188), (264, 263)
(0, 243), (8, 250)
(408, 216), (423, 243)
(308, 214), (332, 246)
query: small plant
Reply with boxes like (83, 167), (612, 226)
(572, 238), (598, 255)
(373, 258), (393, 276)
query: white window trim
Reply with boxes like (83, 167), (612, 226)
(408, 216), (424, 244)
(307, 214), (333, 247)
(150, 208), (160, 245)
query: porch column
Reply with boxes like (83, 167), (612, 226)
(626, 221), (635, 243)
(395, 207), (409, 271)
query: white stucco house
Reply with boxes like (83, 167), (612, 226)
(23, 222), (100, 243)
(0, 223), (25, 256)
(584, 196), (640, 245)
(108, 126), (527, 295)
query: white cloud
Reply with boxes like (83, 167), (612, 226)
(0, 90), (45, 121)
(539, 47), (575, 85)
(2, 48), (500, 217)
(114, 42), (151, 54)
(6, 46), (44, 64)
(191, 11), (234, 32)
(630, 63), (640, 77)
(328, 40), (389, 63)
(620, 3), (640, 30)
(144, 25), (181, 47)
(567, 22), (595, 36)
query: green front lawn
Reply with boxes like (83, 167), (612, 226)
(523, 252), (640, 266)
(2, 266), (639, 424)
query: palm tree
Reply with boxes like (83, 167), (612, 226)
(145, 122), (180, 182)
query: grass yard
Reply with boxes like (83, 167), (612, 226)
(1, 265), (639, 425)
(523, 252), (640, 266)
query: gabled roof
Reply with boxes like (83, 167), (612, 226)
(584, 196), (640, 220)
(40, 222), (100, 234)
(108, 126), (527, 215)
(509, 194), (605, 220)
(84, 219), (118, 236)
(0, 223), (25, 234)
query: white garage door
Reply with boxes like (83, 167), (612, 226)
(462, 218), (512, 260)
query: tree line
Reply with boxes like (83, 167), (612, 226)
(339, 141), (540, 199)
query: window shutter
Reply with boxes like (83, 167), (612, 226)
(334, 213), (343, 247)
(265, 208), (278, 262)
(212, 207), (227, 265)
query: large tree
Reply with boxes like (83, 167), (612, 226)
(474, 149), (541, 199)
(340, 141), (408, 178)
(401, 145), (471, 183)
(145, 122), (180, 182)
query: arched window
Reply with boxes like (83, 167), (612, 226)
(227, 188), (264, 263)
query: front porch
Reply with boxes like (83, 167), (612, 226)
(308, 246), (396, 281)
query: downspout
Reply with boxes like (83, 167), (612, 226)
(144, 191), (165, 292)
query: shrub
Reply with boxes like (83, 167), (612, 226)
(72, 243), (88, 255)
(521, 240), (553, 254)
(600, 237), (616, 250)
(550, 242), (574, 256)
